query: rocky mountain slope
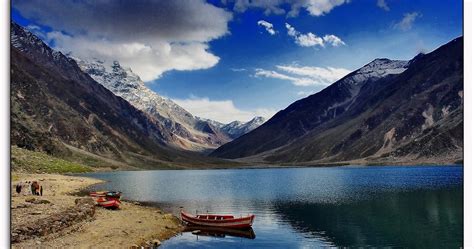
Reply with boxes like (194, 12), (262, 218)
(10, 22), (233, 169)
(220, 117), (266, 139)
(75, 59), (232, 152)
(211, 37), (463, 165)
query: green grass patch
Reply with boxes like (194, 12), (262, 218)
(12, 174), (20, 181)
(11, 146), (93, 173)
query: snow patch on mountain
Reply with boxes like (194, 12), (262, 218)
(347, 58), (409, 86)
(76, 58), (231, 151)
(221, 116), (266, 139)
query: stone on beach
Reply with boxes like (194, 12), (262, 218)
(11, 197), (96, 243)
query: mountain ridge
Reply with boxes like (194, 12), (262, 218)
(10, 22), (236, 169)
(76, 58), (232, 152)
(211, 37), (463, 165)
(76, 58), (267, 151)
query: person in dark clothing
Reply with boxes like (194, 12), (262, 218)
(15, 183), (21, 194)
(40, 186), (43, 196)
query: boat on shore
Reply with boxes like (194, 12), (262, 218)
(89, 191), (122, 209)
(180, 211), (255, 229)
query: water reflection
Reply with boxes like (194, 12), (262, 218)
(82, 166), (463, 248)
(183, 226), (256, 239)
(273, 187), (463, 248)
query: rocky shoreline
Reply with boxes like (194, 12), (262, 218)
(11, 173), (183, 248)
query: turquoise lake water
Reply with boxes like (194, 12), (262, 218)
(83, 165), (463, 248)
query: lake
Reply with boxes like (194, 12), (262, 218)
(83, 166), (463, 248)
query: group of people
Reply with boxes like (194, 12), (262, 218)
(15, 181), (43, 196)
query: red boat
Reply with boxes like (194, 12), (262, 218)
(89, 191), (122, 198)
(89, 191), (122, 209)
(96, 197), (121, 209)
(181, 211), (255, 229)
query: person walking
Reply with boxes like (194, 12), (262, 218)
(40, 185), (43, 196)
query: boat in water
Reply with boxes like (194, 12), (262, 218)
(180, 211), (255, 229)
(89, 191), (122, 209)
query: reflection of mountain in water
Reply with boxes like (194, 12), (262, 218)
(273, 188), (463, 248)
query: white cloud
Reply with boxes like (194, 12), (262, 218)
(377, 0), (390, 11)
(25, 24), (41, 31)
(297, 90), (316, 97)
(277, 65), (351, 83)
(43, 31), (220, 81)
(255, 68), (312, 85)
(285, 23), (345, 48)
(257, 20), (276, 35)
(13, 0), (233, 82)
(296, 32), (325, 47)
(172, 96), (276, 123)
(323, 34), (346, 46)
(232, 0), (349, 17)
(394, 12), (421, 31)
(255, 65), (350, 86)
(286, 23), (298, 37)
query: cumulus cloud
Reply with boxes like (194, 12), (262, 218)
(377, 0), (390, 11)
(323, 34), (346, 46)
(285, 23), (345, 47)
(172, 96), (276, 123)
(394, 12), (421, 31)
(13, 0), (233, 81)
(255, 65), (350, 86)
(232, 0), (349, 17)
(257, 20), (276, 35)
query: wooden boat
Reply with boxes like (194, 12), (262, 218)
(89, 191), (121, 209)
(96, 197), (121, 209)
(184, 226), (256, 239)
(89, 191), (122, 198)
(180, 211), (255, 229)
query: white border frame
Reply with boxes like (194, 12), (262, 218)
(0, 1), (472, 248)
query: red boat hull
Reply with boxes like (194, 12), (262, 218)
(181, 211), (255, 229)
(90, 191), (121, 209)
(97, 198), (121, 209)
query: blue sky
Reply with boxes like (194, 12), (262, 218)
(12, 0), (462, 123)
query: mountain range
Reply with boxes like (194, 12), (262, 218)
(10, 21), (463, 168)
(10, 22), (240, 169)
(78, 58), (267, 152)
(200, 116), (267, 139)
(75, 59), (229, 152)
(211, 37), (463, 165)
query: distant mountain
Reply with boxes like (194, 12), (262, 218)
(76, 59), (231, 152)
(198, 116), (266, 139)
(220, 117), (266, 139)
(10, 22), (231, 169)
(211, 37), (463, 165)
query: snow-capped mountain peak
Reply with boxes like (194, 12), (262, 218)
(76, 58), (233, 151)
(350, 58), (409, 84)
(76, 58), (267, 149)
(339, 58), (409, 98)
(221, 116), (267, 139)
